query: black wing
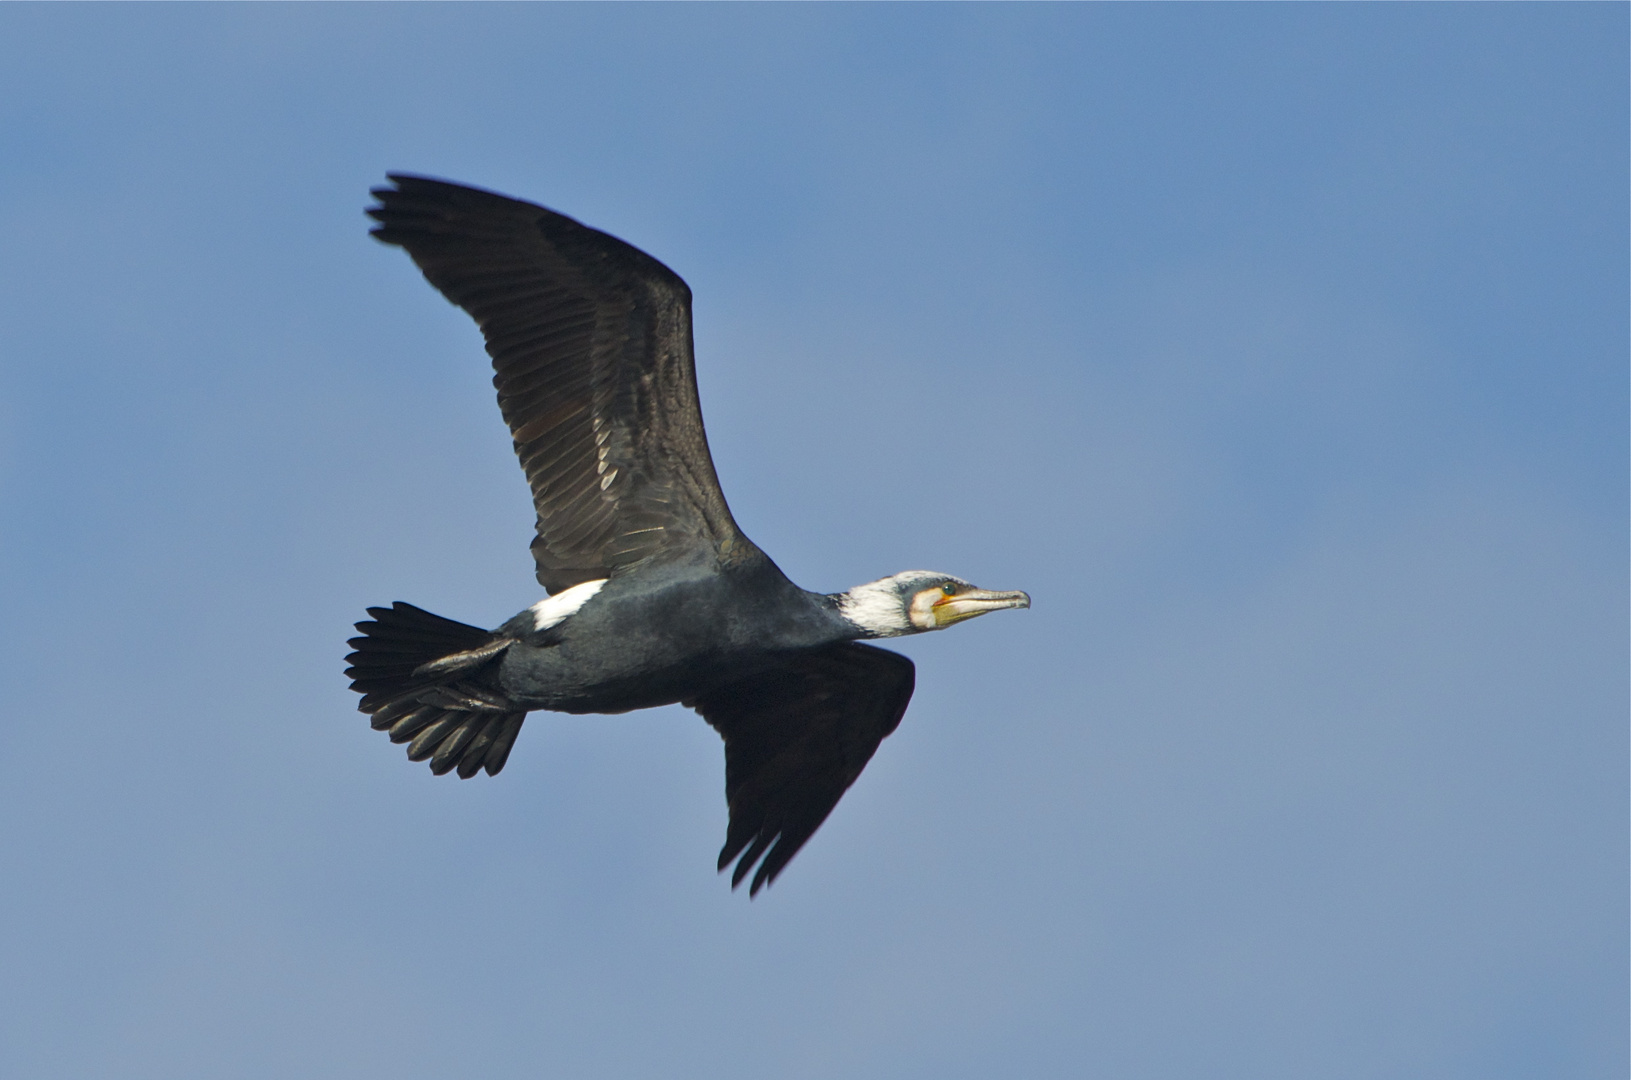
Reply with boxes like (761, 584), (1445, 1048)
(368, 175), (753, 594)
(688, 643), (916, 896)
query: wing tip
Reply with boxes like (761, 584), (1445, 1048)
(718, 829), (799, 898)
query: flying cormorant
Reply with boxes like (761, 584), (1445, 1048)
(347, 175), (1030, 895)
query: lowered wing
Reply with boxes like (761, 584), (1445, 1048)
(689, 643), (916, 895)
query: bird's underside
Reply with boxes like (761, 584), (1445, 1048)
(347, 174), (1028, 896)
(346, 597), (916, 895)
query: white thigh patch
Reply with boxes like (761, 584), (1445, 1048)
(528, 578), (608, 631)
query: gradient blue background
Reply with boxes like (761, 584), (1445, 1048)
(1, 6), (1624, 1078)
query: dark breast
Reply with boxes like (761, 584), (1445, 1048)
(497, 557), (850, 713)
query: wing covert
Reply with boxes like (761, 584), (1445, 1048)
(688, 643), (916, 895)
(368, 174), (750, 593)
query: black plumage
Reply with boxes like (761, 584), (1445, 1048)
(690, 643), (915, 894)
(366, 175), (744, 593)
(347, 176), (1028, 894)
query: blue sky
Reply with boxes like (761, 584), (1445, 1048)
(0, 6), (1623, 1079)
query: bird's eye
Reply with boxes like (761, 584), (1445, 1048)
(941, 583), (957, 596)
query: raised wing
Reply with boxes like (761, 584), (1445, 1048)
(368, 175), (752, 593)
(688, 643), (916, 896)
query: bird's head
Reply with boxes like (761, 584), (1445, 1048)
(836, 571), (1031, 638)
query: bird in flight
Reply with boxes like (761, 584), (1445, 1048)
(347, 176), (1029, 895)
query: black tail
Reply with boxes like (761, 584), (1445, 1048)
(346, 602), (526, 778)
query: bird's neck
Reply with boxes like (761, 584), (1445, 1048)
(830, 580), (912, 638)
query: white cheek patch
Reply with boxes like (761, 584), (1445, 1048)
(529, 578), (608, 631)
(838, 578), (911, 636)
(908, 590), (939, 631)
